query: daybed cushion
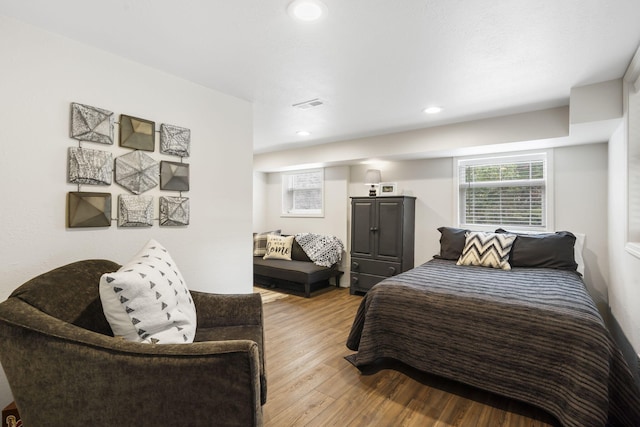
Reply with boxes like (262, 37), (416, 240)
(253, 258), (337, 284)
(99, 239), (197, 344)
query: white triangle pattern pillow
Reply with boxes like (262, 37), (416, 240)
(99, 239), (197, 344)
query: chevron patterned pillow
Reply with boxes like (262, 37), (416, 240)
(457, 231), (516, 270)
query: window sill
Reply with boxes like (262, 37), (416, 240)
(625, 242), (640, 259)
(281, 213), (324, 218)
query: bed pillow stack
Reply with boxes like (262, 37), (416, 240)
(435, 226), (580, 273)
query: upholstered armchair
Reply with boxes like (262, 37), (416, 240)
(0, 259), (266, 427)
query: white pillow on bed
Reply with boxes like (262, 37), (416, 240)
(574, 233), (585, 276)
(457, 231), (516, 270)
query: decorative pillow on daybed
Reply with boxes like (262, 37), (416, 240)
(99, 239), (197, 344)
(457, 231), (516, 270)
(433, 226), (469, 260)
(253, 229), (281, 256)
(291, 238), (312, 262)
(495, 228), (578, 272)
(263, 235), (294, 260)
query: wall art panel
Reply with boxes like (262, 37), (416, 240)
(160, 124), (190, 157)
(68, 147), (113, 185)
(115, 150), (159, 194)
(119, 114), (155, 151)
(160, 161), (189, 191)
(70, 102), (114, 144)
(118, 194), (153, 227)
(160, 196), (190, 226)
(67, 192), (112, 228)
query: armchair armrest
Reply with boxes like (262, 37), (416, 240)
(190, 292), (268, 404)
(192, 291), (263, 328)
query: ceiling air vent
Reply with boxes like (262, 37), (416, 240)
(292, 98), (324, 110)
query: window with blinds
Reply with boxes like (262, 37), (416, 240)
(281, 168), (324, 217)
(458, 154), (547, 229)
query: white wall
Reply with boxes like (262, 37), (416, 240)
(554, 144), (609, 306)
(349, 159), (455, 267)
(608, 68), (640, 352)
(257, 166), (350, 278)
(0, 16), (254, 404)
(253, 172), (268, 232)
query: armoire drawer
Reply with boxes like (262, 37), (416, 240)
(350, 273), (385, 293)
(350, 258), (402, 278)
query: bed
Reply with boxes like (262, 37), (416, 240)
(346, 228), (640, 427)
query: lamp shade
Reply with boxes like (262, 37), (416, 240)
(364, 169), (381, 185)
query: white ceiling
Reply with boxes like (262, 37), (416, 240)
(2, 0), (640, 154)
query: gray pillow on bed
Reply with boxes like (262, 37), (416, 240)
(495, 228), (578, 272)
(434, 226), (469, 260)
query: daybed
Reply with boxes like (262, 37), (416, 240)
(253, 231), (344, 297)
(346, 227), (640, 427)
(0, 256), (266, 427)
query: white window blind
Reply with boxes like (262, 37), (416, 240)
(458, 154), (547, 228)
(281, 169), (324, 217)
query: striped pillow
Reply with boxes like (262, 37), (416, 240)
(457, 231), (516, 270)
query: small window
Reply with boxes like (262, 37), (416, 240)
(457, 153), (550, 230)
(281, 169), (324, 217)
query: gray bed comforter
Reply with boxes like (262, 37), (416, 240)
(346, 258), (640, 427)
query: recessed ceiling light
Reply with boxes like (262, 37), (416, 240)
(423, 106), (443, 114)
(296, 130), (311, 136)
(287, 0), (327, 21)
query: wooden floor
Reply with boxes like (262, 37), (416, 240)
(261, 286), (559, 427)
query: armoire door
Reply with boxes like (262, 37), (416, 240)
(350, 199), (375, 259)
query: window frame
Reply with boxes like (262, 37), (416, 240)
(454, 150), (554, 232)
(625, 61), (640, 259)
(281, 168), (325, 218)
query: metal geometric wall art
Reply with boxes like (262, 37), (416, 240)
(70, 102), (114, 144)
(160, 161), (189, 191)
(159, 196), (190, 226)
(67, 192), (112, 228)
(118, 194), (154, 227)
(68, 147), (113, 185)
(119, 114), (155, 151)
(115, 150), (159, 194)
(160, 124), (191, 157)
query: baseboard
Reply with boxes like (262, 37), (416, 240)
(606, 307), (640, 390)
